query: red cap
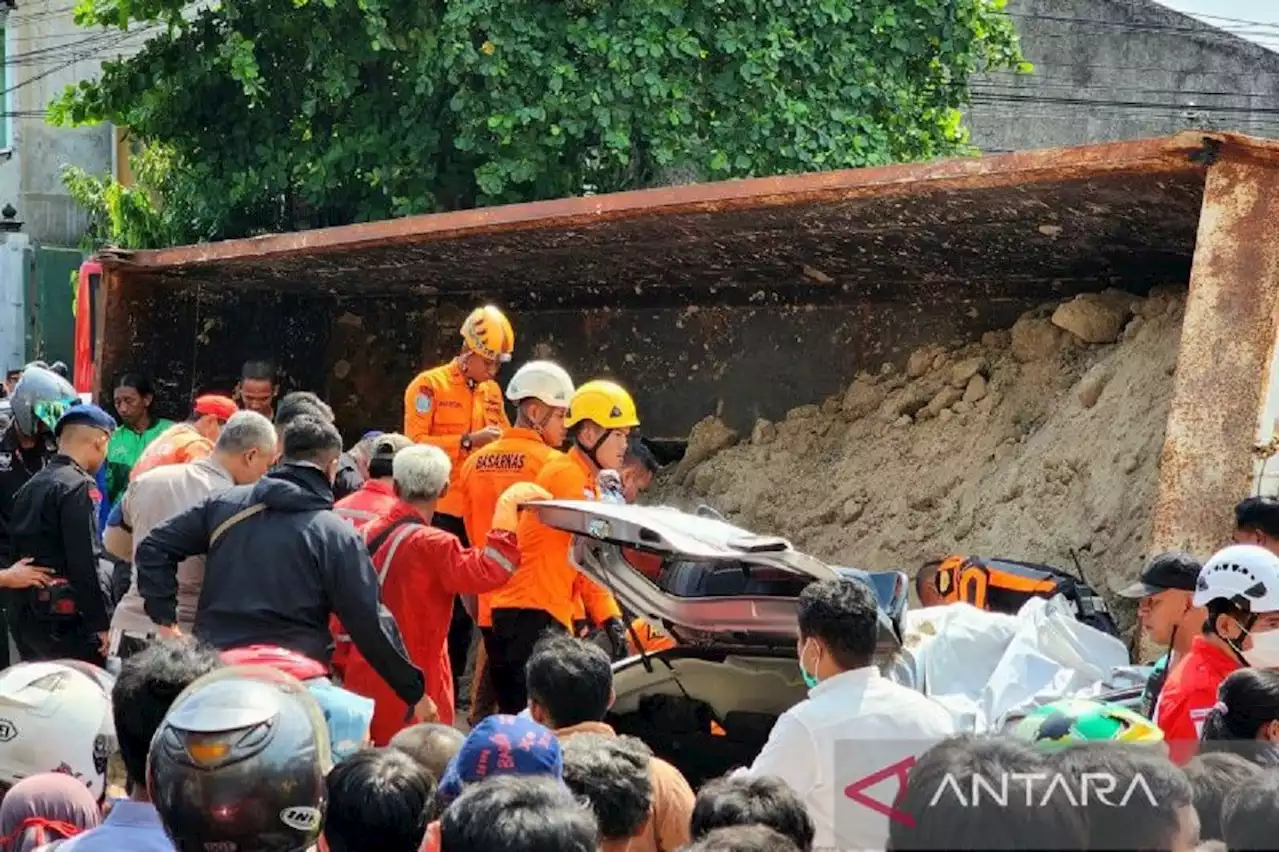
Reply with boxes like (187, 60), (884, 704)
(193, 394), (239, 421)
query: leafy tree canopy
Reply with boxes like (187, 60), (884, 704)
(51, 0), (1026, 248)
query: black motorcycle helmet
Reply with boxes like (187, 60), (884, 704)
(147, 665), (332, 852)
(9, 365), (77, 436)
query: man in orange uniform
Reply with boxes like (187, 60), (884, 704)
(330, 433), (412, 679)
(342, 444), (519, 742)
(129, 394), (239, 481)
(485, 379), (639, 714)
(403, 304), (515, 696)
(455, 360), (574, 721)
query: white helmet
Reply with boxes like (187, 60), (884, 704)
(1193, 544), (1280, 612)
(0, 661), (116, 797)
(506, 360), (574, 408)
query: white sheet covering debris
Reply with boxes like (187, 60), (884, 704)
(901, 597), (1133, 733)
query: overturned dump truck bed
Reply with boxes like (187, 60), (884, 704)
(94, 131), (1277, 554)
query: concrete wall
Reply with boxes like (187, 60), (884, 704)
(967, 0), (1279, 152)
(0, 2), (148, 246)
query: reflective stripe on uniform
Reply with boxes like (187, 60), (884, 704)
(482, 545), (517, 574)
(375, 524), (421, 585)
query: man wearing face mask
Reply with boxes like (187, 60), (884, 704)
(737, 579), (955, 852)
(1116, 551), (1206, 719)
(134, 414), (434, 723)
(1157, 544), (1280, 765)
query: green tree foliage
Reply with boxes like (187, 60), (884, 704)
(51, 0), (1026, 248)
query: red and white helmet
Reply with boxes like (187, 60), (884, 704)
(0, 661), (116, 797)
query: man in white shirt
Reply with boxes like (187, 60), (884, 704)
(739, 578), (956, 851)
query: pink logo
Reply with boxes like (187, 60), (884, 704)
(844, 755), (917, 827)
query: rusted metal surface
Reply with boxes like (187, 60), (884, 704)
(1149, 144), (1280, 557)
(93, 131), (1275, 442)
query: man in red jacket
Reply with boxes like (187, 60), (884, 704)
(330, 433), (413, 678)
(342, 444), (518, 742)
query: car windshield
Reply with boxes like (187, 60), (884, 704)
(620, 547), (811, 599)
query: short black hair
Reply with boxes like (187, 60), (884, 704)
(1200, 668), (1279, 759)
(275, 391), (335, 426)
(241, 360), (277, 383)
(888, 736), (1087, 852)
(112, 640), (223, 792)
(560, 734), (652, 841)
(623, 434), (659, 475)
(525, 633), (613, 728)
(1052, 742), (1193, 852)
(115, 373), (155, 397)
(1235, 496), (1279, 540)
(1183, 753), (1265, 842)
(684, 825), (802, 852)
(796, 579), (878, 670)
(1221, 771), (1279, 852)
(282, 414), (343, 465)
(691, 775), (814, 852)
(438, 775), (599, 852)
(324, 747), (433, 852)
(388, 723), (466, 782)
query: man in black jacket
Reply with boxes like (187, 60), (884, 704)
(135, 414), (432, 721)
(8, 403), (116, 664)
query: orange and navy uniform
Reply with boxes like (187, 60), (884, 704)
(455, 427), (561, 629)
(402, 360), (509, 520)
(489, 446), (621, 630)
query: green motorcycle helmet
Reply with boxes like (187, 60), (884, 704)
(1010, 698), (1165, 751)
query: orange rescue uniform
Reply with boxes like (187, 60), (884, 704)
(488, 447), (621, 630)
(402, 360), (509, 520)
(456, 427), (561, 628)
(129, 423), (213, 481)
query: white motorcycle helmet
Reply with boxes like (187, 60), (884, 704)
(1193, 545), (1280, 611)
(0, 661), (116, 798)
(505, 361), (575, 408)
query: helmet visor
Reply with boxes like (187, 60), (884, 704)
(33, 398), (77, 432)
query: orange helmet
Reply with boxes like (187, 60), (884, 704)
(461, 306), (515, 363)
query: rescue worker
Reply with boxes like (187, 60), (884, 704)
(1158, 544), (1279, 764)
(330, 432), (412, 679)
(485, 379), (637, 715)
(104, 411), (278, 660)
(454, 359), (574, 723)
(403, 304), (515, 699)
(343, 444), (519, 741)
(128, 394), (239, 482)
(7, 404), (116, 665)
(133, 414), (434, 723)
(236, 359), (278, 420)
(104, 374), (173, 507)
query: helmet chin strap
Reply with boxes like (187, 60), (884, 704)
(574, 428), (611, 470)
(1216, 611), (1258, 667)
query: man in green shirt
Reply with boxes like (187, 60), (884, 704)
(106, 374), (174, 506)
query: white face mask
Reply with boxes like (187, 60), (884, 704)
(1244, 628), (1280, 670)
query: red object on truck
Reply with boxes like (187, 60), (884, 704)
(74, 260), (102, 394)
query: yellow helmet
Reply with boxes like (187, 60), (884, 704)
(461, 306), (515, 363)
(566, 380), (640, 429)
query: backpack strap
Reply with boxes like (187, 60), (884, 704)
(365, 516), (425, 586)
(210, 503), (268, 548)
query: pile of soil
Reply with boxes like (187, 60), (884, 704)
(654, 286), (1187, 613)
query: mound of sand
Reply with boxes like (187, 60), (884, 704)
(654, 286), (1187, 617)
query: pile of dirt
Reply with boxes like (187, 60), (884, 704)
(654, 285), (1187, 611)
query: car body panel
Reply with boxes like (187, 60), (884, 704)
(525, 499), (906, 654)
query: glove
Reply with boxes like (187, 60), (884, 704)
(492, 482), (553, 533)
(601, 617), (630, 661)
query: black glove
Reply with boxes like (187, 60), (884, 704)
(601, 617), (630, 661)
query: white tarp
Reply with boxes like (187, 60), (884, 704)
(901, 597), (1132, 733)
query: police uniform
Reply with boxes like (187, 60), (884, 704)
(7, 405), (116, 665)
(0, 422), (55, 669)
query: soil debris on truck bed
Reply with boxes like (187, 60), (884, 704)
(653, 286), (1187, 605)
